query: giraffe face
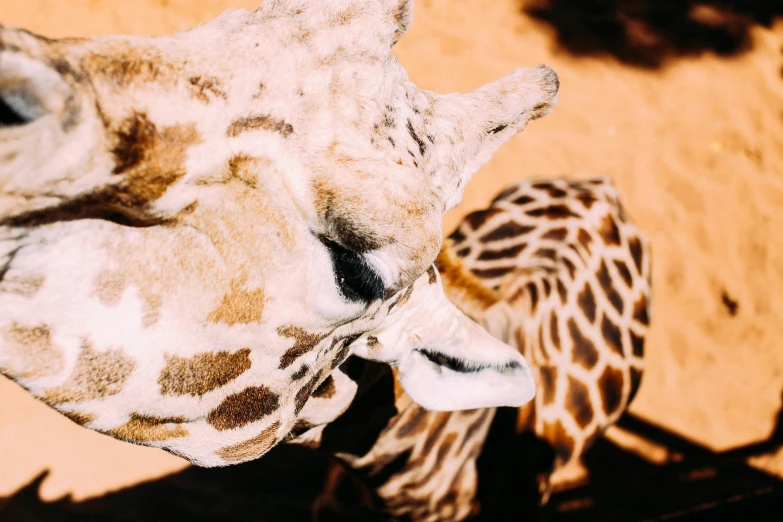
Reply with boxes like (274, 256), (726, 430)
(0, 0), (553, 465)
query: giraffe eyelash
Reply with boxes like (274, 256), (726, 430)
(414, 349), (523, 374)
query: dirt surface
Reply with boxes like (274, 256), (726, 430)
(1, 0), (782, 503)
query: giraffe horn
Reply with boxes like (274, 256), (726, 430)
(427, 65), (559, 210)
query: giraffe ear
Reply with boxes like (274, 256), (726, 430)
(351, 267), (536, 411)
(385, 0), (413, 46)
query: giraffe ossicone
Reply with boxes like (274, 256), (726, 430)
(0, 0), (558, 466)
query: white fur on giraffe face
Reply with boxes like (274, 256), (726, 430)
(351, 268), (536, 411)
(0, 0), (555, 465)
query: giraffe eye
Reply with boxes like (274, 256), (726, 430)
(318, 235), (385, 303)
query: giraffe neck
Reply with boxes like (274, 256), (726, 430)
(291, 176), (652, 521)
(443, 177), (651, 469)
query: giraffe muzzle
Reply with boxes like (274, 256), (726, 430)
(351, 266), (537, 411)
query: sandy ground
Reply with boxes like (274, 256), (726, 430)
(1, 0), (782, 503)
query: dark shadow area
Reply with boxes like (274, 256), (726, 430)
(540, 390), (783, 521)
(2, 393), (782, 521)
(0, 444), (338, 522)
(522, 0), (783, 68)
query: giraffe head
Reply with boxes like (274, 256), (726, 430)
(0, 0), (557, 465)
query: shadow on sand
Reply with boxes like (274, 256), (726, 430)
(2, 391), (783, 521)
(522, 0), (782, 68)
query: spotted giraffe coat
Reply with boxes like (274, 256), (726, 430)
(291, 177), (652, 522)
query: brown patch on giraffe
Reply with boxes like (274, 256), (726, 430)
(278, 326), (329, 369)
(422, 412), (451, 456)
(549, 314), (562, 351)
(3, 323), (64, 379)
(366, 449), (413, 488)
(598, 366), (625, 416)
(631, 331), (645, 358)
(391, 367), (405, 401)
(459, 409), (491, 452)
(312, 375), (336, 399)
(628, 236), (645, 274)
(597, 261), (624, 314)
(542, 227), (568, 241)
(397, 406), (430, 437)
(576, 282), (597, 323)
(477, 243), (527, 261)
(85, 48), (173, 88)
(568, 318), (599, 370)
(110, 113), (199, 199)
(206, 278), (266, 326)
(565, 376), (594, 429)
(61, 410), (95, 426)
(329, 338), (353, 371)
(542, 278), (552, 297)
(0, 274), (45, 298)
(291, 365), (309, 381)
(196, 154), (269, 189)
(226, 114), (294, 138)
(613, 259), (633, 288)
(109, 413), (188, 442)
(601, 314), (625, 357)
(539, 365), (558, 405)
(207, 386), (280, 431)
(216, 421), (281, 463)
(436, 246), (499, 317)
(556, 278), (568, 304)
(513, 195), (536, 206)
(576, 192), (597, 209)
(7, 111), (200, 224)
(491, 185), (519, 203)
(387, 284), (415, 312)
(295, 374), (322, 414)
(434, 490), (460, 518)
(632, 296), (650, 325)
(449, 228), (467, 244)
(526, 205), (580, 219)
(464, 208), (504, 231)
(562, 257), (577, 280)
(426, 265), (438, 284)
(516, 402), (536, 433)
(436, 432), (458, 463)
(534, 248), (557, 261)
(455, 246), (471, 257)
(577, 229), (593, 255)
(598, 214), (622, 246)
(471, 266), (516, 280)
(628, 366), (644, 404)
(479, 221), (535, 243)
(158, 348), (252, 397)
(43, 341), (135, 404)
(541, 419), (575, 462)
(366, 336), (379, 347)
(187, 75), (227, 103)
(532, 182), (567, 198)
